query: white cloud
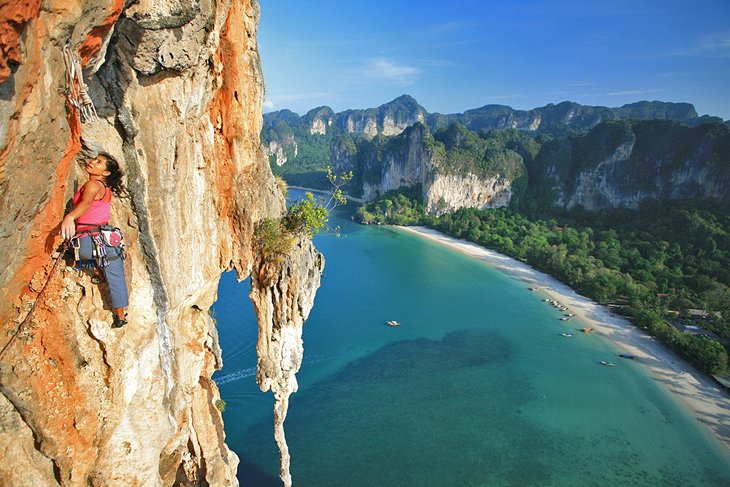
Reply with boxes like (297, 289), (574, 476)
(263, 99), (275, 112)
(363, 58), (421, 85)
(653, 31), (730, 58)
(687, 32), (730, 57)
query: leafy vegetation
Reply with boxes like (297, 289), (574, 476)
(356, 191), (730, 375)
(257, 169), (352, 262)
(264, 98), (729, 210)
(526, 120), (730, 206)
(355, 186), (426, 225)
(268, 129), (336, 190)
(426, 100), (707, 137)
(429, 123), (527, 180)
(256, 218), (297, 263)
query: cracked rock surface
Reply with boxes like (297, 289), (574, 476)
(0, 1), (318, 485)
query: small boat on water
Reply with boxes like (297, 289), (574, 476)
(561, 333), (574, 337)
(600, 361), (616, 366)
(386, 320), (400, 327)
(619, 354), (636, 359)
(559, 317), (570, 321)
(565, 313), (576, 317)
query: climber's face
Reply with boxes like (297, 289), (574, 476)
(86, 156), (111, 178)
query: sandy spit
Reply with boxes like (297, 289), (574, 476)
(396, 225), (730, 452)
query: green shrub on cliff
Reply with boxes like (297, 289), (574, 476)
(257, 169), (352, 261)
(256, 218), (296, 263)
(257, 194), (330, 262)
(430, 123), (527, 181)
(284, 192), (330, 237)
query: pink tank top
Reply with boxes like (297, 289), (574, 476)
(73, 180), (112, 232)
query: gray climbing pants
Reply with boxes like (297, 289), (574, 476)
(76, 234), (129, 309)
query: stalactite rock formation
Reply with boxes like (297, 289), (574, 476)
(0, 1), (319, 485)
(250, 238), (324, 487)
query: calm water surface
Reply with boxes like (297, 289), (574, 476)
(213, 193), (730, 486)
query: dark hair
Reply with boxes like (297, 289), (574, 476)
(100, 153), (125, 196)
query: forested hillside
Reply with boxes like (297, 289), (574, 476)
(264, 96), (730, 211)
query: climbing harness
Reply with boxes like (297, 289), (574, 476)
(72, 225), (126, 268)
(63, 45), (97, 123)
(0, 244), (68, 362)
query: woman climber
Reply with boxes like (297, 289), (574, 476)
(61, 153), (129, 328)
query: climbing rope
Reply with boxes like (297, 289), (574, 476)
(62, 45), (97, 123)
(3, 47), (106, 360)
(0, 244), (67, 362)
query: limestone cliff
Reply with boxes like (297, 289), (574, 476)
(361, 124), (521, 214)
(267, 138), (296, 166)
(261, 109), (300, 166)
(262, 94), (428, 144)
(424, 173), (513, 214)
(0, 1), (319, 486)
(341, 118), (728, 214)
(266, 97), (724, 213)
(302, 106), (334, 135)
(426, 100), (712, 135)
(361, 125), (429, 200)
(262, 97), (718, 171)
(532, 120), (730, 210)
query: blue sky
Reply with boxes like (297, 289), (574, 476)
(258, 0), (730, 119)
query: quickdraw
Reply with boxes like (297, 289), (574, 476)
(63, 45), (97, 123)
(92, 233), (109, 268)
(71, 225), (126, 268)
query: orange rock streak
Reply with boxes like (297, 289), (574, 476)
(77, 0), (124, 64)
(0, 0), (42, 82)
(1, 4), (123, 480)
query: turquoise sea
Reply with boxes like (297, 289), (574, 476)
(213, 192), (730, 486)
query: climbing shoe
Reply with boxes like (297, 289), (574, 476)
(112, 316), (127, 329)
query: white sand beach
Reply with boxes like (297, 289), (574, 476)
(396, 225), (730, 452)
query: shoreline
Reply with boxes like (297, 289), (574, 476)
(396, 225), (730, 453)
(287, 185), (366, 204)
